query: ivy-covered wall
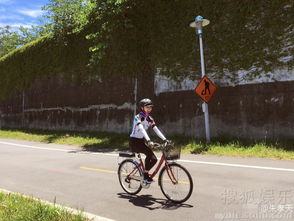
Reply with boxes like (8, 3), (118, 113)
(0, 0), (293, 140)
(0, 0), (293, 101)
(0, 32), (91, 100)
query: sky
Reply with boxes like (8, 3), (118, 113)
(0, 0), (49, 29)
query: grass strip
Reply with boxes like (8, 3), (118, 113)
(179, 140), (294, 160)
(0, 191), (89, 221)
(0, 128), (293, 160)
(0, 128), (129, 151)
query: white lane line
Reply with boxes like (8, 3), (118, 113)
(0, 188), (116, 221)
(1, 140), (294, 172)
(0, 141), (73, 152)
(0, 140), (118, 156)
(177, 159), (294, 173)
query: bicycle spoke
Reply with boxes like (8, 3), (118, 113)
(159, 163), (193, 203)
(118, 160), (142, 195)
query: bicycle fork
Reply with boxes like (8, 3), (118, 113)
(165, 163), (178, 185)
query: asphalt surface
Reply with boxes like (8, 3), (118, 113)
(0, 138), (294, 221)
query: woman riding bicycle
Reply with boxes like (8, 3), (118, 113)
(129, 98), (169, 183)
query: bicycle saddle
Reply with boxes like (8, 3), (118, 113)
(119, 152), (135, 158)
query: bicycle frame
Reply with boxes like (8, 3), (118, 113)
(119, 143), (192, 203)
(135, 153), (178, 184)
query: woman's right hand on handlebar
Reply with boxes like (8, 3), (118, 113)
(147, 140), (154, 148)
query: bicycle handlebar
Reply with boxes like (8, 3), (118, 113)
(151, 142), (173, 151)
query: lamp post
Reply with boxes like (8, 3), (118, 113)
(190, 15), (211, 143)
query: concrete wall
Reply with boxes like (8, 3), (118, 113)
(153, 81), (294, 140)
(0, 75), (136, 133)
(0, 75), (293, 140)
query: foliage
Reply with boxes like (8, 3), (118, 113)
(87, 0), (294, 82)
(42, 0), (95, 36)
(0, 0), (293, 99)
(0, 31), (91, 99)
(18, 22), (53, 42)
(0, 26), (20, 57)
(0, 24), (52, 58)
(0, 0), (94, 58)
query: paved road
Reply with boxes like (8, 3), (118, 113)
(0, 138), (294, 221)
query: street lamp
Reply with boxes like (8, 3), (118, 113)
(190, 15), (211, 143)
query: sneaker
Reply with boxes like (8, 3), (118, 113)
(143, 173), (154, 183)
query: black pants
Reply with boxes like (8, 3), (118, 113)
(129, 137), (157, 171)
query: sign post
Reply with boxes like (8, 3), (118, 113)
(190, 15), (212, 143)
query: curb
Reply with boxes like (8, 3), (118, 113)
(0, 188), (115, 221)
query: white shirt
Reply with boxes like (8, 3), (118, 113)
(130, 112), (166, 141)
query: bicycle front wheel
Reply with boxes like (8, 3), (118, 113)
(118, 159), (142, 195)
(159, 163), (193, 203)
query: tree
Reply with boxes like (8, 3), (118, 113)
(0, 24), (52, 57)
(42, 0), (95, 36)
(0, 26), (21, 57)
(87, 0), (294, 84)
(0, 0), (95, 57)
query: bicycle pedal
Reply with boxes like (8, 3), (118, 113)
(141, 181), (151, 189)
(124, 178), (130, 184)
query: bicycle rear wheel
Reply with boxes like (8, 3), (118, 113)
(159, 163), (193, 203)
(118, 159), (142, 195)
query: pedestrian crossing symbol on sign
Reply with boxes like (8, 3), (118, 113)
(195, 76), (216, 103)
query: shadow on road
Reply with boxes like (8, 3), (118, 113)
(117, 193), (193, 210)
(82, 145), (126, 153)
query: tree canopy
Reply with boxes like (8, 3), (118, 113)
(42, 0), (95, 35)
(86, 0), (293, 83)
(0, 24), (53, 57)
(0, 0), (293, 95)
(0, 0), (94, 57)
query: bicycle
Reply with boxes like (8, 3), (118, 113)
(117, 141), (193, 203)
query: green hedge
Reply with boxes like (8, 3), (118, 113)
(0, 32), (91, 100)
